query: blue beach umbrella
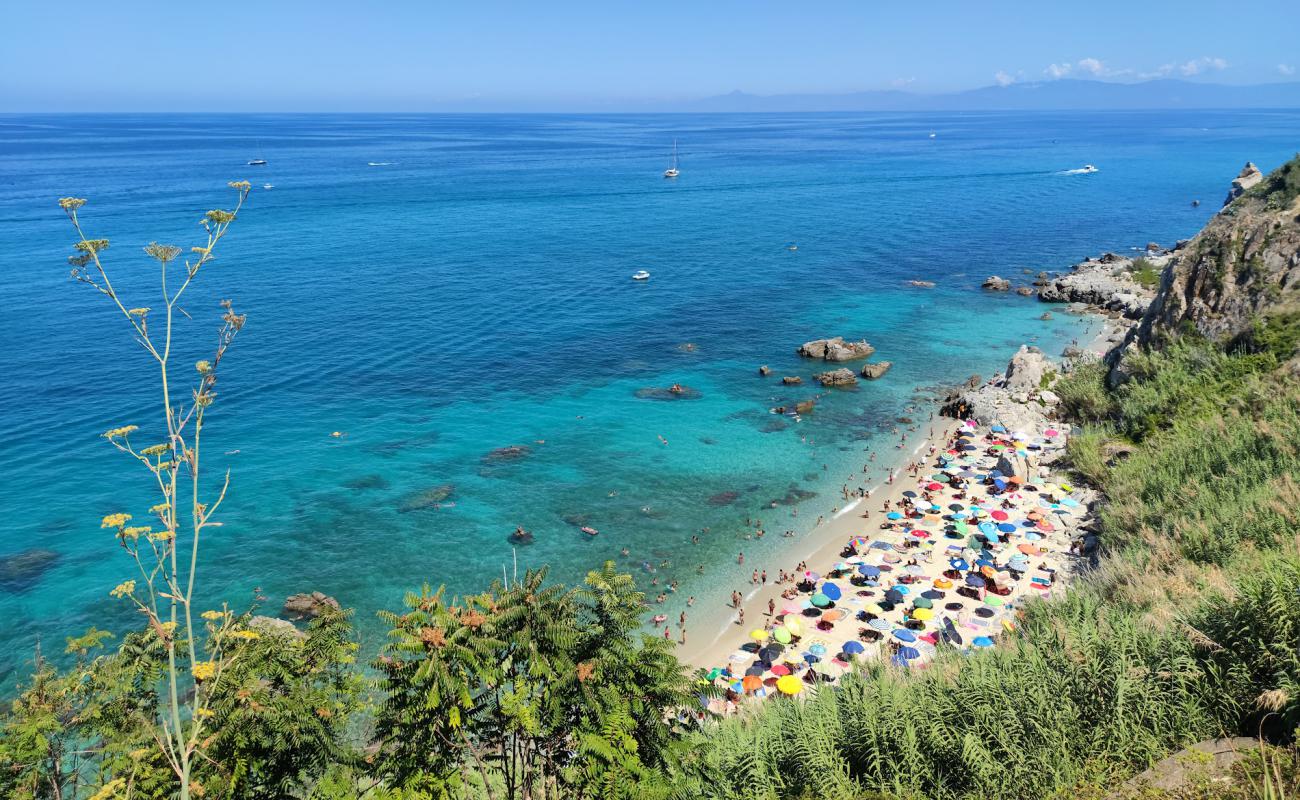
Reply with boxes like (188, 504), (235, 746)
(890, 654), (912, 667)
(809, 643), (827, 657)
(997, 523), (1017, 533)
(858, 564), (881, 578)
(897, 646), (921, 660)
(949, 558), (969, 571)
(892, 629), (917, 642)
(843, 640), (866, 655)
(821, 582), (843, 601)
(972, 636), (995, 648)
(965, 574), (986, 588)
(886, 511), (903, 520)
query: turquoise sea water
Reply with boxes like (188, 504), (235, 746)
(2, 110), (1298, 682)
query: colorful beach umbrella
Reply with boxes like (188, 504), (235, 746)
(821, 582), (843, 601)
(776, 675), (803, 695)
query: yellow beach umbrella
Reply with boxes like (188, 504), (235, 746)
(776, 675), (803, 695)
(912, 607), (935, 621)
(784, 618), (803, 636)
(750, 629), (769, 642)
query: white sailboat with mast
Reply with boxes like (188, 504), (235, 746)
(663, 139), (679, 178)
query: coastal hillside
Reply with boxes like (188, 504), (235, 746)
(1117, 154), (1300, 376)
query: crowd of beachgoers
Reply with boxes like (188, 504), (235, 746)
(690, 414), (1090, 713)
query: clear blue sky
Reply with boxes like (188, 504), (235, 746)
(3, 0), (1297, 111)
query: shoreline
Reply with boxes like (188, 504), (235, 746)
(676, 306), (1114, 677)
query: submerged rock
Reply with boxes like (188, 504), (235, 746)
(282, 591), (340, 620)
(482, 445), (532, 464)
(0, 549), (59, 593)
(249, 615), (306, 640)
(343, 474), (389, 491)
(860, 361), (893, 380)
(634, 385), (703, 400)
(797, 336), (875, 362)
(770, 486), (817, 506)
(907, 280), (936, 287)
(815, 368), (858, 387)
(781, 376), (802, 385)
(398, 484), (455, 512)
(707, 491), (740, 506)
(758, 365), (771, 376)
(794, 400), (816, 414)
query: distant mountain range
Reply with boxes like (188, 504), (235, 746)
(686, 79), (1300, 112)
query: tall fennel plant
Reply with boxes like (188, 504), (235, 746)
(59, 181), (252, 799)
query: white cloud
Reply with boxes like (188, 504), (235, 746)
(1045, 62), (1071, 79)
(994, 70), (1015, 87)
(1076, 57), (1106, 76)
(1179, 56), (1228, 76)
(1279, 64), (1297, 77)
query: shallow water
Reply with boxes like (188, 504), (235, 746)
(1, 110), (1297, 683)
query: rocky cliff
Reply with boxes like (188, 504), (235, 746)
(1111, 154), (1300, 379)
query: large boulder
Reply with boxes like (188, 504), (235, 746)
(981, 276), (1010, 291)
(282, 591), (340, 620)
(815, 368), (858, 387)
(1037, 255), (1160, 320)
(1004, 345), (1050, 393)
(781, 376), (802, 385)
(860, 361), (893, 379)
(798, 337), (875, 362)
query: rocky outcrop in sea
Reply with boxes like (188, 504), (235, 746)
(797, 337), (875, 362)
(1037, 251), (1166, 320)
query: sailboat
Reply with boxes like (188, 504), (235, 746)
(663, 139), (679, 178)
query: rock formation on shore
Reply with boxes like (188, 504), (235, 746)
(981, 276), (1010, 291)
(815, 368), (858, 387)
(939, 346), (1059, 435)
(1223, 161), (1264, 206)
(1112, 154), (1300, 381)
(1037, 252), (1164, 319)
(797, 337), (875, 362)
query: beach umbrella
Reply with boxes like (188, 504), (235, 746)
(808, 643), (827, 658)
(912, 607), (935, 621)
(801, 570), (821, 583)
(773, 627), (792, 644)
(781, 600), (803, 615)
(770, 664), (790, 676)
(706, 667), (723, 681)
(813, 660), (844, 679)
(886, 511), (903, 520)
(984, 594), (1005, 607)
(913, 596), (934, 609)
(926, 482), (943, 491)
(1044, 428), (1059, 438)
(776, 675), (803, 695)
(821, 582), (843, 601)
(868, 618), (891, 631)
(849, 536), (869, 548)
(972, 636), (995, 648)
(820, 609), (845, 622)
(784, 618), (803, 635)
(864, 602), (885, 615)
(842, 640), (866, 655)
(965, 574), (986, 588)
(858, 564), (881, 578)
(902, 490), (917, 498)
(745, 664), (765, 676)
(933, 578), (953, 590)
(897, 645), (921, 660)
(921, 589), (945, 600)
(759, 644), (783, 662)
(889, 584), (910, 596)
(997, 522), (1016, 533)
(991, 510), (1009, 521)
(742, 675), (763, 693)
(750, 629), (769, 642)
(811, 592), (831, 607)
(892, 628), (917, 642)
(949, 557), (969, 571)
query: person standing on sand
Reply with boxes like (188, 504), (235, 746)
(680, 611), (687, 628)
(767, 598), (776, 616)
(751, 569), (759, 585)
(738, 608), (745, 626)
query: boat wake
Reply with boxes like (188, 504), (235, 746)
(1059, 165), (1099, 175)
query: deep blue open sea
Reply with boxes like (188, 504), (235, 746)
(2, 110), (1297, 682)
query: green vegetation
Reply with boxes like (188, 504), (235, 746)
(4, 187), (1299, 798)
(1250, 153), (1300, 210)
(1130, 257), (1162, 289)
(669, 340), (1300, 799)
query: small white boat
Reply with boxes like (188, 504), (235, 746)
(1079, 164), (1098, 173)
(663, 139), (680, 178)
(247, 159), (267, 166)
(928, 132), (937, 139)
(262, 183), (274, 190)
(367, 161), (392, 167)
(632, 270), (650, 281)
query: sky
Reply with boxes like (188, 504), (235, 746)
(3, 0), (1298, 111)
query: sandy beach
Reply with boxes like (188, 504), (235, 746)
(677, 322), (1115, 702)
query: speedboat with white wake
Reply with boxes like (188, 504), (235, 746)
(1063, 164), (1099, 175)
(632, 270), (650, 281)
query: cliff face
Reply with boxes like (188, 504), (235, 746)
(1112, 155), (1300, 379)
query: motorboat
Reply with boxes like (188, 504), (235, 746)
(247, 159), (267, 166)
(632, 270), (650, 280)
